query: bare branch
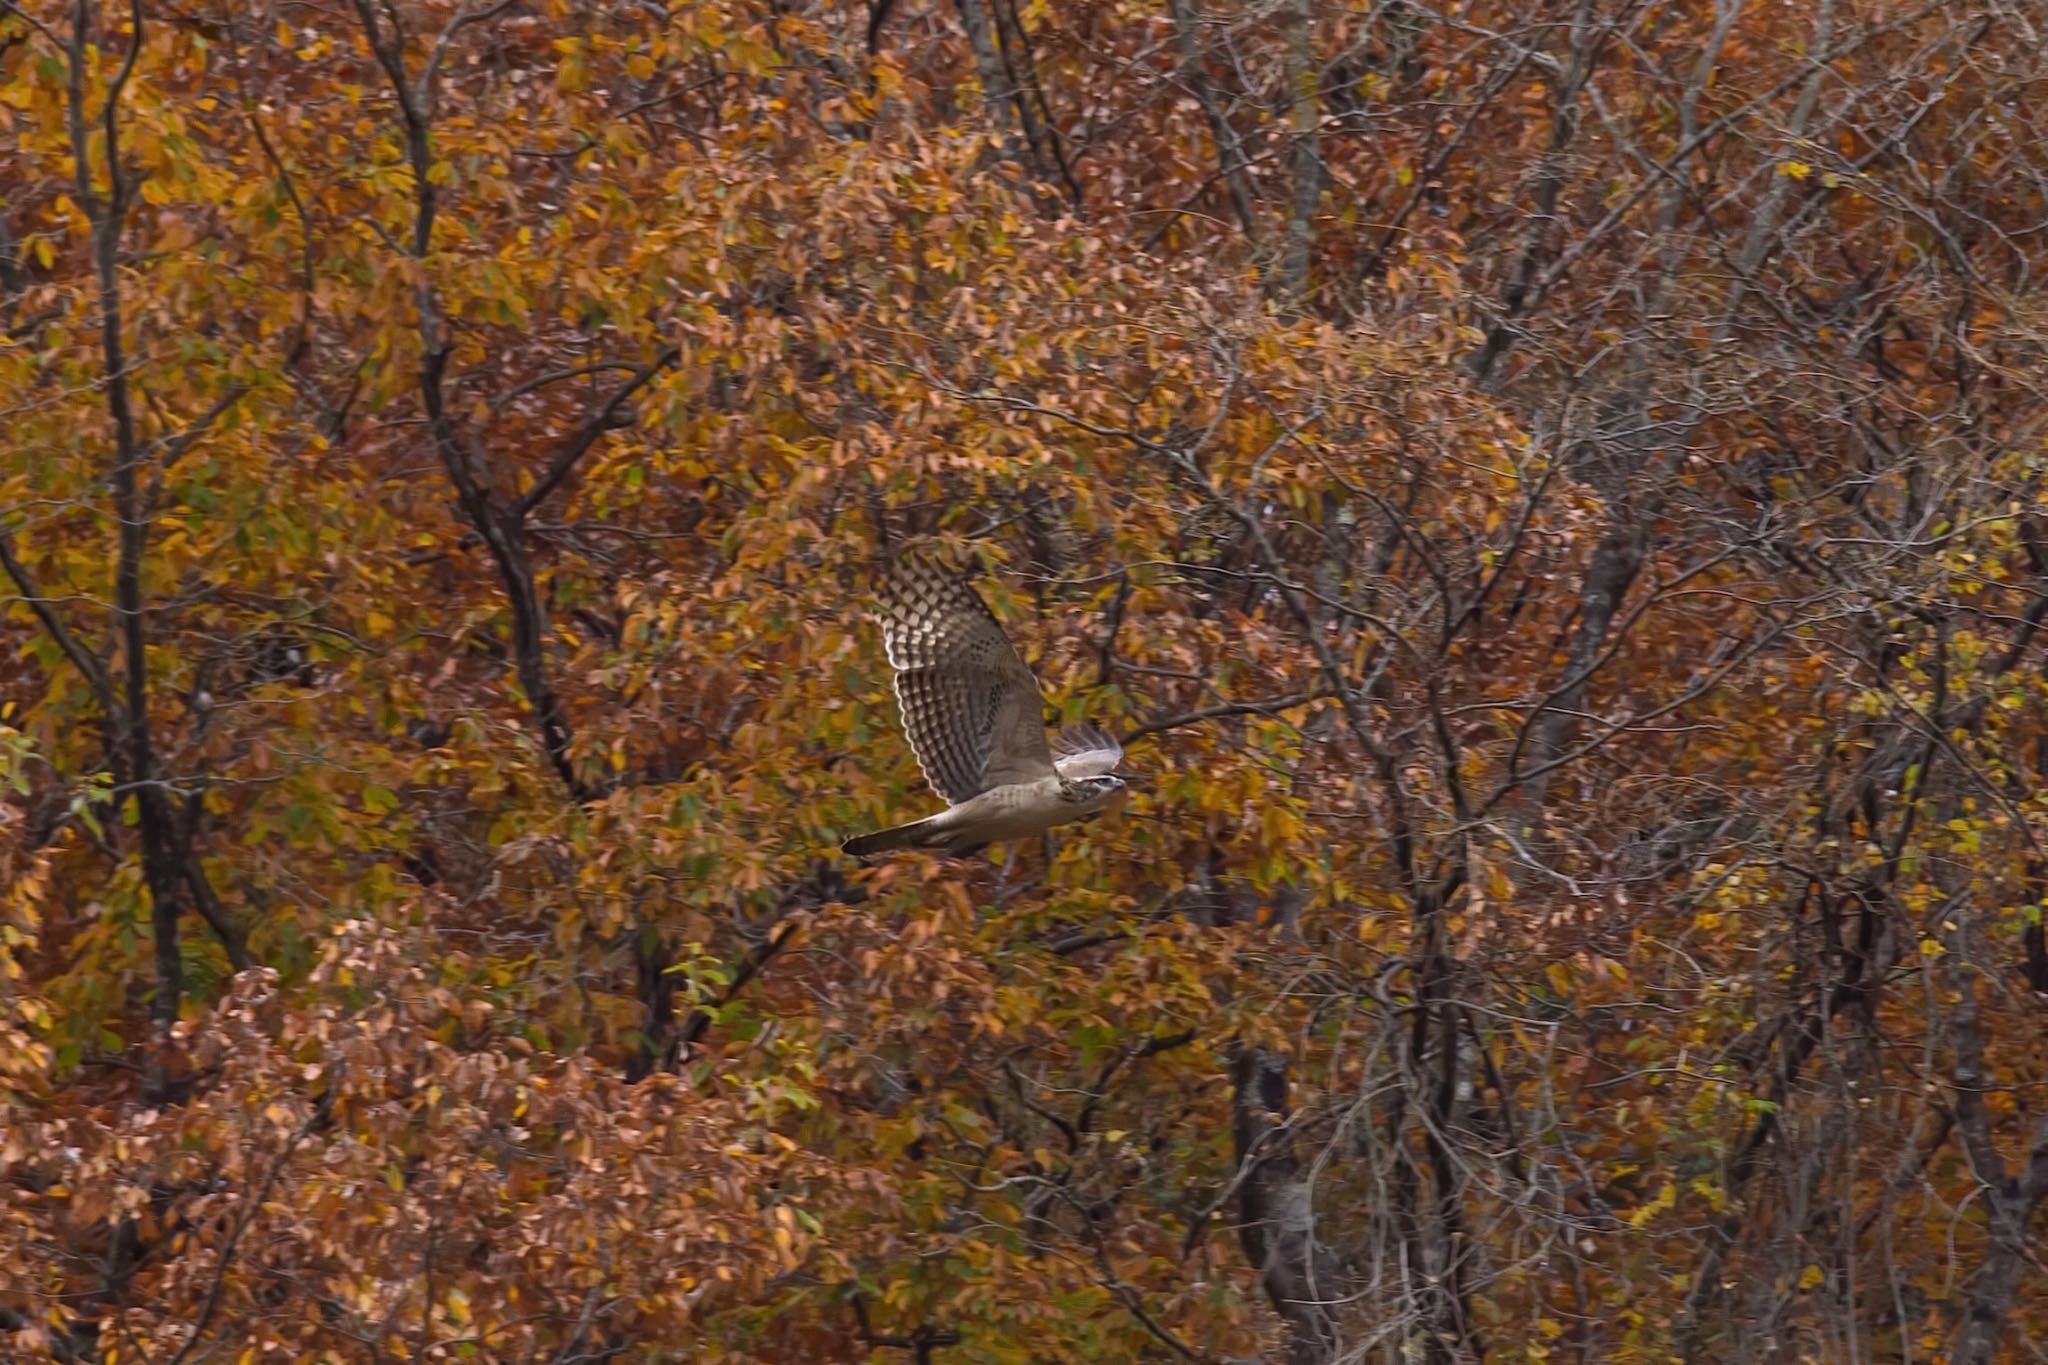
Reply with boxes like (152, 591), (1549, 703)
(510, 348), (680, 521)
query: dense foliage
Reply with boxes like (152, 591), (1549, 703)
(4, 0), (2047, 1359)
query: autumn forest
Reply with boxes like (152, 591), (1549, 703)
(3, 0), (2047, 1359)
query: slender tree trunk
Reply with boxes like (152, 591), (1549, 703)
(956, 0), (1025, 159)
(1465, 0), (1602, 384)
(1949, 973), (2048, 1365)
(1278, 0), (1319, 306)
(1167, 0), (1257, 241)
(1510, 516), (1647, 817)
(1949, 1160), (2048, 1365)
(626, 925), (676, 1082)
(71, 0), (194, 1097)
(1232, 1047), (1339, 1365)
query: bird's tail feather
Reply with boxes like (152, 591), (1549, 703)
(841, 816), (943, 857)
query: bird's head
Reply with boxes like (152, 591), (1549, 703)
(1063, 774), (1127, 809)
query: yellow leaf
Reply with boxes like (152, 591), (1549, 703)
(1626, 1183), (1675, 1227)
(1780, 160), (1812, 179)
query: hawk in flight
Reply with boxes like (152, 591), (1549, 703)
(841, 554), (1126, 857)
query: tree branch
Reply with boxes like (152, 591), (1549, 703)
(511, 348), (679, 521)
(1123, 690), (1332, 745)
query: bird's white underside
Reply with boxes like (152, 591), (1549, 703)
(925, 775), (1118, 845)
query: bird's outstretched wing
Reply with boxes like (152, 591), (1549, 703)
(1051, 725), (1123, 779)
(876, 553), (1056, 804)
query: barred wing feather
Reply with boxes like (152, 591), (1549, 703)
(877, 555), (1056, 804)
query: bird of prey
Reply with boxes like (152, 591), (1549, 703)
(841, 554), (1126, 857)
